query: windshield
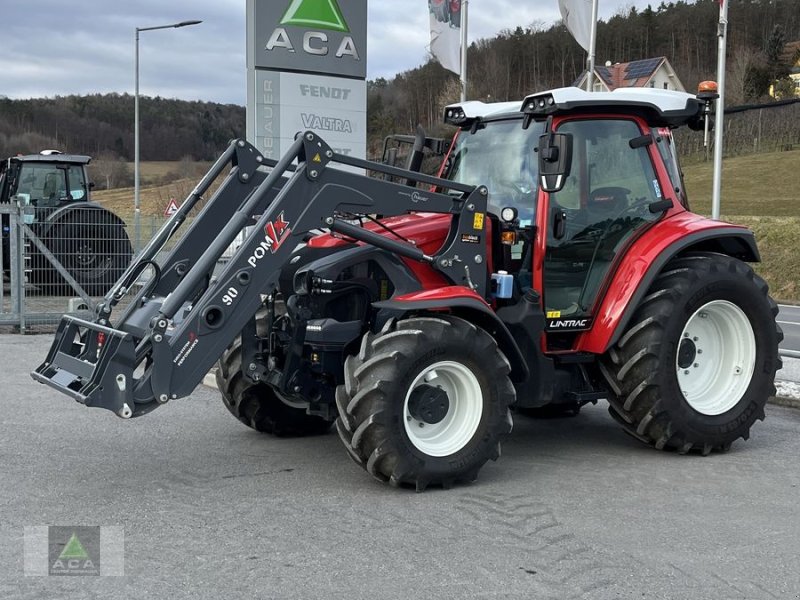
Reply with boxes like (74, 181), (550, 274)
(15, 163), (87, 207)
(445, 118), (544, 222)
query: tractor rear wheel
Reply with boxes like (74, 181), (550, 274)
(336, 315), (515, 491)
(216, 334), (332, 437)
(43, 213), (132, 296)
(599, 253), (782, 454)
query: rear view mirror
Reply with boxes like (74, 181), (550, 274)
(537, 132), (573, 193)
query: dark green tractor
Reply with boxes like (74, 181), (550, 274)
(1, 151), (133, 296)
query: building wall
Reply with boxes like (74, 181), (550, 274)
(646, 65), (685, 92)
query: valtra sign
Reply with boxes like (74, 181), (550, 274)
(249, 0), (367, 79)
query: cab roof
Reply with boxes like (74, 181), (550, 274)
(522, 87), (704, 128)
(445, 86), (705, 129)
(9, 153), (91, 165)
(443, 100), (521, 122)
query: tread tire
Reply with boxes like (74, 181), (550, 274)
(216, 333), (332, 437)
(37, 218), (133, 296)
(599, 252), (782, 453)
(336, 315), (515, 490)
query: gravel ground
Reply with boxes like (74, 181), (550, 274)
(3, 334), (800, 599)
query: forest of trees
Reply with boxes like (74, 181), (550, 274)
(369, 0), (800, 143)
(0, 94), (245, 162)
(1, 0), (798, 168)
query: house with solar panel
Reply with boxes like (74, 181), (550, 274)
(573, 57), (685, 93)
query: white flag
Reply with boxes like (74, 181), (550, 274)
(429, 0), (462, 75)
(558, 0), (593, 52)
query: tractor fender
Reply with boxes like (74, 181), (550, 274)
(373, 287), (531, 383)
(579, 214), (759, 354)
(35, 202), (128, 238)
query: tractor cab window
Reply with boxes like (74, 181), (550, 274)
(544, 118), (664, 318)
(15, 163), (86, 207)
(446, 118), (545, 223)
(0, 165), (6, 200)
(655, 128), (688, 207)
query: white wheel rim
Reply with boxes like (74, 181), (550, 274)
(676, 300), (756, 416)
(403, 361), (483, 457)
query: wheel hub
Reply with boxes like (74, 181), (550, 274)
(675, 300), (756, 416)
(403, 360), (484, 457)
(408, 384), (450, 425)
(677, 338), (697, 369)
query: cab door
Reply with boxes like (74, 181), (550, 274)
(542, 118), (667, 330)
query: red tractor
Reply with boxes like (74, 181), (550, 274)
(34, 87), (782, 491)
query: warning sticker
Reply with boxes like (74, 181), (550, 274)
(461, 233), (481, 244)
(546, 310), (561, 318)
(473, 212), (485, 230)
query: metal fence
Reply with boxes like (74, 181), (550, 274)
(675, 99), (800, 161)
(1, 197), (242, 332)
(1, 203), (136, 330)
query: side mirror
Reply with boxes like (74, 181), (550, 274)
(537, 132), (573, 193)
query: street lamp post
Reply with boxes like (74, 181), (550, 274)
(134, 19), (202, 253)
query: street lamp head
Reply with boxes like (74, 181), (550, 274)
(175, 20), (203, 28)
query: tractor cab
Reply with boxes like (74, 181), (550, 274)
(442, 87), (706, 346)
(1, 152), (92, 208)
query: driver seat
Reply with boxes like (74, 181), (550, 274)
(588, 187), (628, 221)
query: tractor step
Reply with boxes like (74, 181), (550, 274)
(564, 391), (606, 403)
(32, 315), (137, 418)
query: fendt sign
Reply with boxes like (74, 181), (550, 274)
(249, 0), (367, 79)
(246, 0), (367, 161)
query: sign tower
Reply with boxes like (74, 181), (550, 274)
(246, 0), (368, 161)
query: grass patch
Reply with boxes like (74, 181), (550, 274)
(682, 149), (799, 217)
(683, 149), (800, 302)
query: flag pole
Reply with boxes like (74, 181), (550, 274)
(711, 0), (728, 220)
(586, 0), (599, 91)
(460, 0), (468, 101)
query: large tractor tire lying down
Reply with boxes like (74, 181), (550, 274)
(600, 252), (783, 454)
(336, 315), (515, 491)
(216, 334), (333, 437)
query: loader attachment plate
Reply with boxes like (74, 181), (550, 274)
(32, 315), (137, 418)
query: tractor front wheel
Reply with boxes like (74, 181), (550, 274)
(600, 253), (782, 454)
(336, 315), (515, 491)
(216, 335), (333, 437)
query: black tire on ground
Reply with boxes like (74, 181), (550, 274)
(599, 252), (783, 454)
(336, 315), (516, 491)
(216, 334), (333, 437)
(41, 214), (133, 296)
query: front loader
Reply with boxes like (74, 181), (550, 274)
(33, 87), (782, 490)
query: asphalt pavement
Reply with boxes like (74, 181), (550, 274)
(775, 305), (800, 399)
(3, 334), (800, 599)
(778, 304), (800, 356)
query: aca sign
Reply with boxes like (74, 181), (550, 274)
(247, 0), (367, 79)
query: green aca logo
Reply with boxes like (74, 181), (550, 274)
(49, 528), (100, 576)
(266, 0), (360, 60)
(280, 0), (349, 32)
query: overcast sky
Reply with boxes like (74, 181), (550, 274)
(0, 0), (647, 105)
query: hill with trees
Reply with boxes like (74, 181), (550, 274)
(369, 0), (800, 142)
(0, 94), (244, 162)
(1, 0), (798, 167)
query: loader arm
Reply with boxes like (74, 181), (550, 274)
(32, 133), (491, 418)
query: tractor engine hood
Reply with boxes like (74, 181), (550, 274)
(307, 212), (454, 256)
